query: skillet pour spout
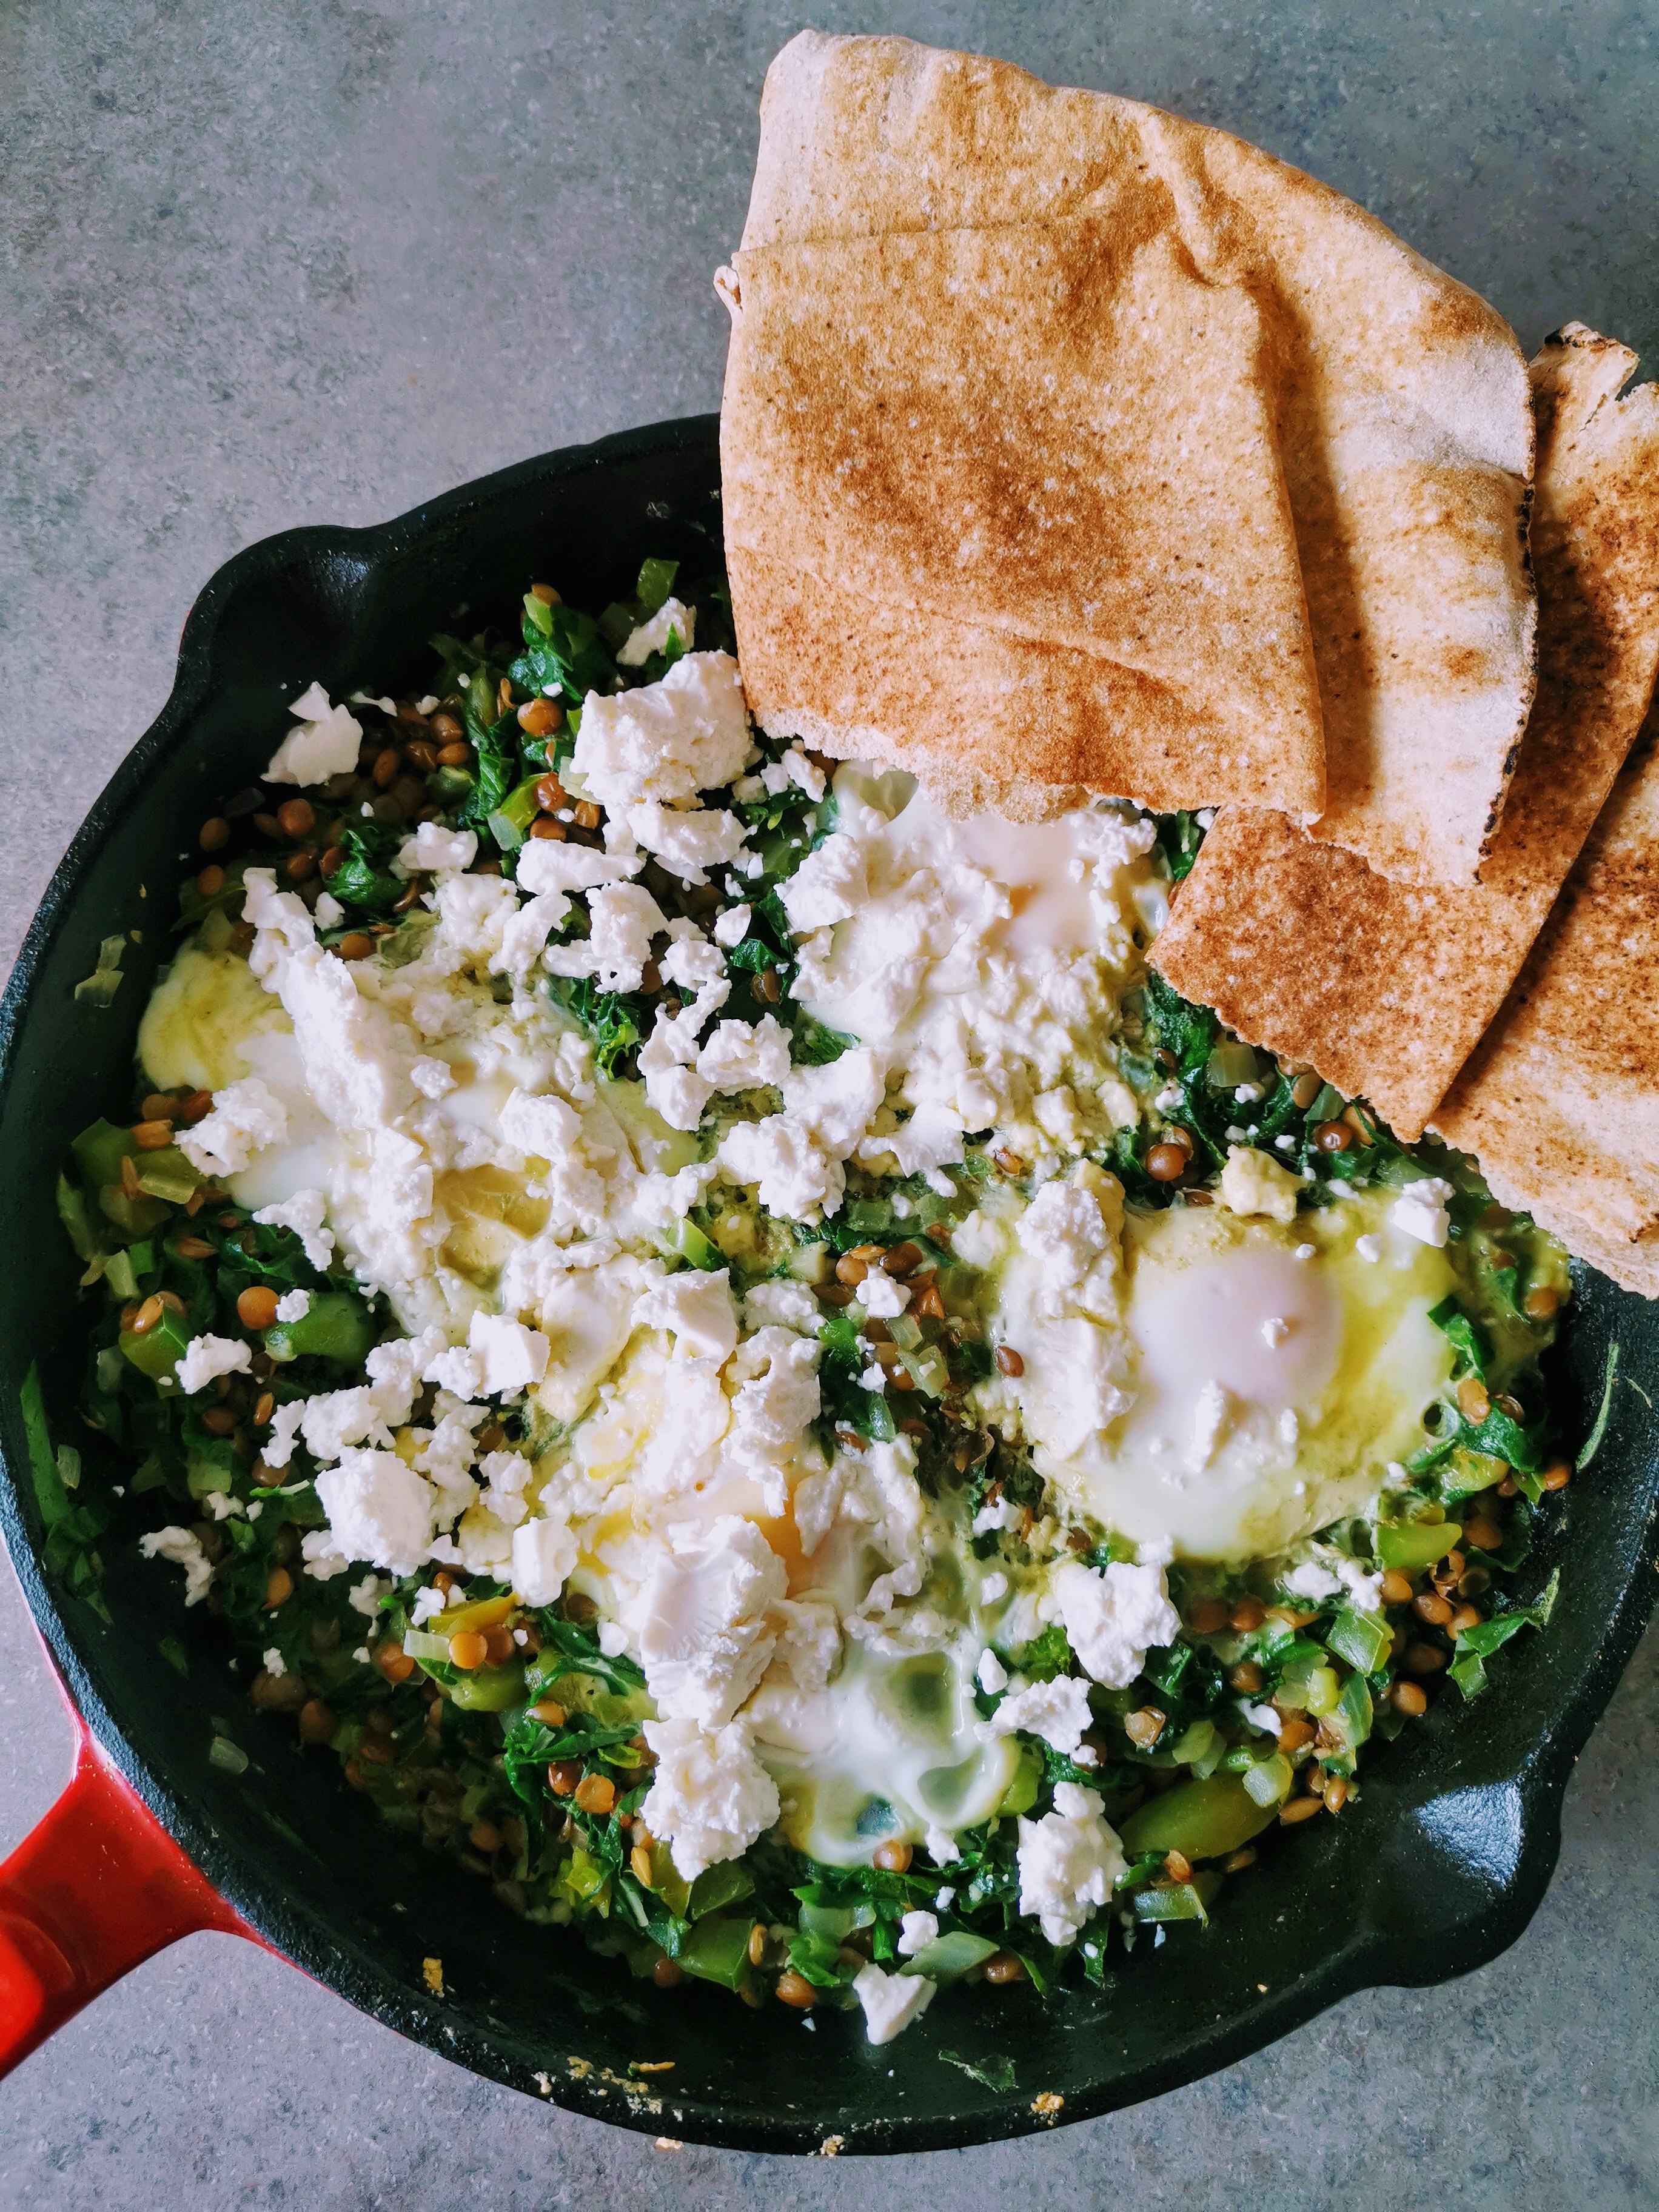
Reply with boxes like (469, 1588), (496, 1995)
(0, 417), (1655, 2150)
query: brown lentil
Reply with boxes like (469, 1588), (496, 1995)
(518, 696), (561, 738)
(547, 1760), (581, 1797)
(572, 800), (603, 830)
(263, 1566), (294, 1609)
(1279, 1794), (1323, 1825)
(1124, 1706), (1166, 1749)
(994, 1344), (1025, 1378)
(1390, 1680), (1429, 1717)
(993, 1148), (1025, 1176)
(1541, 1458), (1573, 1492)
(1456, 1375), (1492, 1423)
(198, 816), (230, 852)
(775, 1971), (817, 2010)
(1146, 1142), (1190, 1182)
(872, 1840), (913, 1874)
(276, 797), (316, 839)
(574, 1774), (617, 1817)
(297, 1698), (336, 1745)
(132, 1119), (175, 1151)
(195, 863), (227, 899)
(1378, 1570), (1415, 1607)
(1228, 1661), (1264, 1694)
(1403, 1641), (1447, 1676)
(1290, 1071), (1322, 1110)
(447, 1629), (489, 1671)
(1229, 1596), (1267, 1632)
(1412, 1590), (1455, 1627)
(1313, 1119), (1352, 1153)
(653, 1956), (683, 1989)
(335, 932), (374, 962)
(1185, 1597), (1230, 1634)
(1224, 1847), (1258, 1873)
(982, 1952), (1027, 1985)
(237, 1284), (281, 1331)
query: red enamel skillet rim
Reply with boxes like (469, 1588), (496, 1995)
(1, 416), (1657, 2151)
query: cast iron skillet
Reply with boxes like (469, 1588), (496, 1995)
(1, 416), (1657, 2154)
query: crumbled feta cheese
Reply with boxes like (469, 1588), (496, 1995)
(176, 1078), (289, 1176)
(638, 1715), (781, 1880)
(777, 833), (866, 930)
(1390, 1176), (1455, 1248)
(1218, 1144), (1306, 1226)
(717, 1114), (844, 1219)
(513, 839), (642, 902)
(498, 1087), (581, 1159)
(635, 1518), (786, 1728)
(985, 1673), (1093, 1758)
(262, 1646), (286, 1677)
(176, 1334), (253, 1395)
(139, 1525), (213, 1605)
(976, 1647), (1010, 1694)
(543, 882), (666, 994)
(714, 903), (751, 948)
(896, 1910), (939, 1957)
(1356, 1233), (1384, 1262)
(1016, 1781), (1125, 1946)
(275, 1289), (311, 1325)
(314, 1449), (436, 1576)
(397, 820), (478, 874)
(631, 1269), (739, 1362)
(511, 1515), (579, 1606)
(852, 1963), (936, 2046)
(409, 1056), (456, 1101)
(468, 1310), (550, 1395)
(697, 1014), (791, 1094)
(571, 652), (751, 813)
(742, 1279), (820, 1333)
(252, 1189), (335, 1271)
(979, 1570), (1008, 1604)
(1051, 1559), (1181, 1690)
(314, 891), (345, 929)
(264, 683), (363, 786)
(855, 1270), (911, 1318)
(925, 1825), (960, 1865)
(615, 595), (695, 666)
(347, 1571), (390, 1619)
(1261, 1315), (1290, 1348)
(627, 802), (746, 886)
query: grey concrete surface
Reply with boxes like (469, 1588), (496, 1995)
(3, 1), (1658, 2204)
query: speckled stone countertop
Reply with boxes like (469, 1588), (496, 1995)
(4, 4), (1658, 2204)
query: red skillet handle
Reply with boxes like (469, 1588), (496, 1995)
(0, 1718), (257, 2077)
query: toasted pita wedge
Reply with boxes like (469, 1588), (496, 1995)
(1435, 703), (1659, 1271)
(1151, 326), (1659, 1138)
(722, 32), (1534, 877)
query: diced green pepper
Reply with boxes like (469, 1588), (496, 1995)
(263, 1291), (375, 1368)
(1324, 1607), (1391, 1674)
(900, 1929), (1000, 1980)
(119, 1307), (193, 1382)
(485, 775), (545, 852)
(1376, 1520), (1463, 1573)
(102, 1248), (139, 1301)
(635, 557), (679, 614)
(446, 1660), (526, 1712)
(72, 1119), (136, 1191)
(135, 1145), (199, 1204)
(1241, 1752), (1293, 1808)
(996, 1744), (1042, 1816)
(1132, 1872), (1221, 1923)
(56, 1175), (101, 1262)
(677, 1914), (754, 1991)
(674, 1219), (725, 1272)
(688, 1861), (755, 1920)
(1119, 1772), (1278, 1862)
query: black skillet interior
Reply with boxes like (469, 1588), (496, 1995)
(2, 415), (1657, 2154)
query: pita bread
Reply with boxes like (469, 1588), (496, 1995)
(1435, 702), (1659, 1269)
(721, 32), (1534, 877)
(1150, 326), (1659, 1138)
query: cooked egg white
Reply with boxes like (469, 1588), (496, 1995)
(988, 1191), (1455, 1561)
